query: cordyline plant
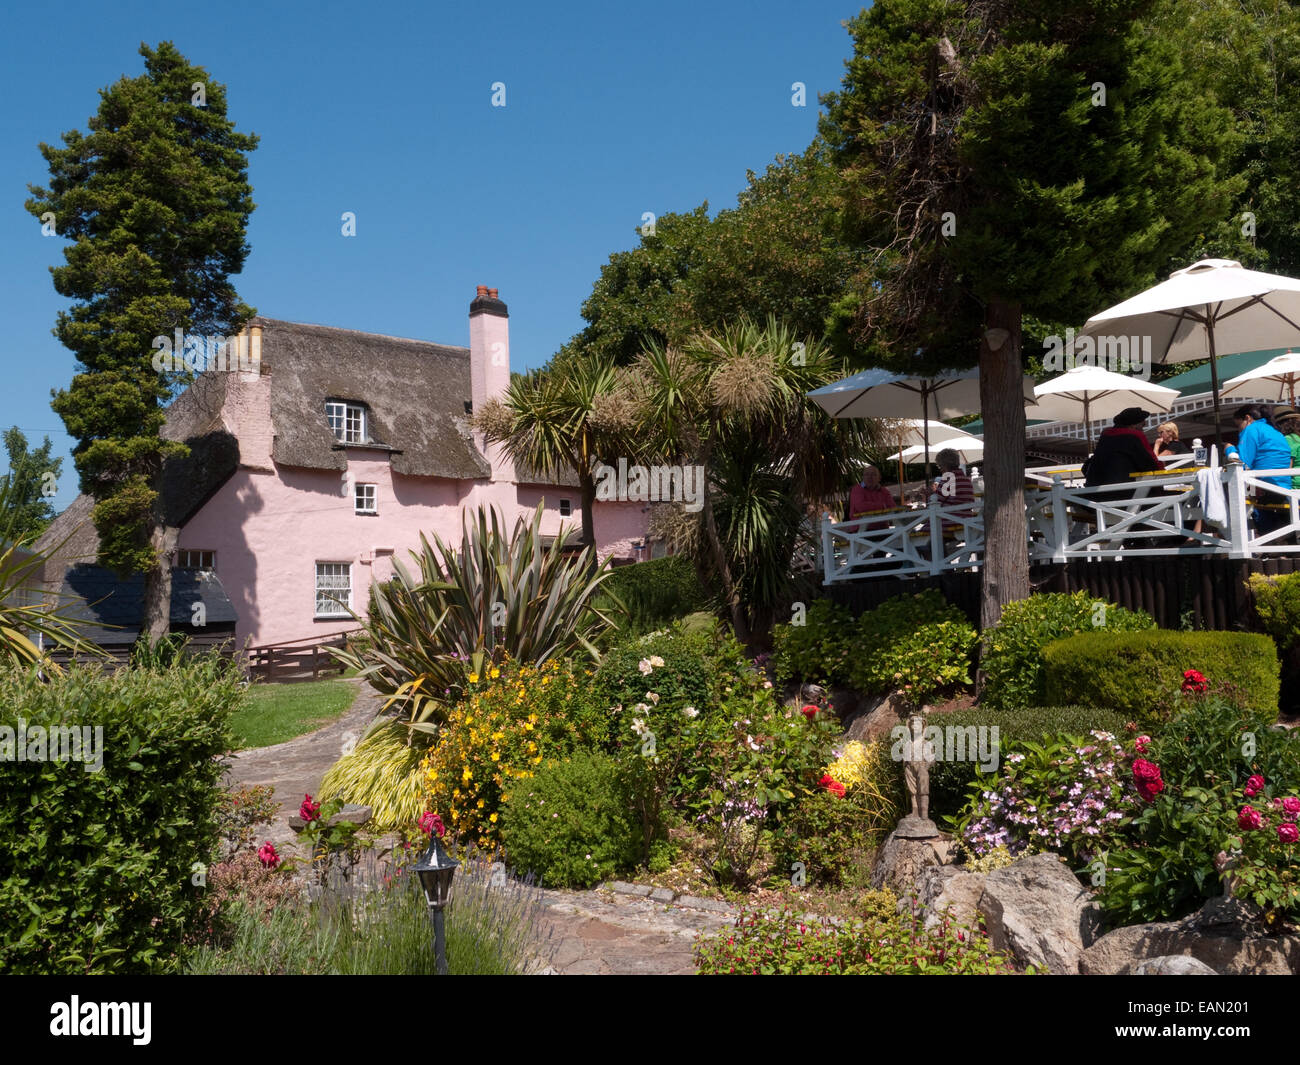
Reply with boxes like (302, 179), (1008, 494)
(331, 503), (623, 738)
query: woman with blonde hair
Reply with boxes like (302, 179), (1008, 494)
(1153, 421), (1188, 459)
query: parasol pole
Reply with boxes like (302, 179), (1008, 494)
(1207, 308), (1225, 451)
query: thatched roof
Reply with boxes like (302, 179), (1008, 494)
(258, 317), (491, 479)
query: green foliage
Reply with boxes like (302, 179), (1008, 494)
(0, 657), (242, 973)
(318, 720), (427, 833)
(591, 624), (716, 722)
(499, 750), (640, 889)
(846, 591), (977, 707)
(0, 428), (61, 542)
(25, 41), (257, 577)
(186, 859), (552, 975)
(693, 899), (1019, 975)
(980, 592), (1156, 711)
(1042, 630), (1279, 723)
(331, 503), (620, 736)
(598, 555), (713, 635)
(1250, 571), (1300, 651)
(770, 597), (853, 688)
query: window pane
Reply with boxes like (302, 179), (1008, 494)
(315, 562), (351, 615)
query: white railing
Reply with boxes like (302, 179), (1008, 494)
(821, 462), (1300, 583)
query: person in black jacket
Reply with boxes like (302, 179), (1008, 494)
(1083, 407), (1163, 494)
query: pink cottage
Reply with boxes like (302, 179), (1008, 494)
(38, 287), (651, 655)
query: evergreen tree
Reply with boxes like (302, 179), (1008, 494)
(0, 428), (63, 544)
(26, 41), (257, 641)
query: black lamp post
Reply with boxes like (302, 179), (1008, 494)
(411, 835), (458, 975)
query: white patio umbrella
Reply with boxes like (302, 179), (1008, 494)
(1074, 259), (1300, 447)
(1031, 365), (1180, 450)
(1220, 351), (1300, 406)
(887, 433), (984, 464)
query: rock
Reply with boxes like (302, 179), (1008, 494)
(1133, 955), (1219, 975)
(610, 881), (652, 897)
(677, 895), (733, 914)
(842, 691), (911, 744)
(977, 853), (1101, 975)
(900, 865), (988, 932)
(895, 815), (941, 839)
(1080, 897), (1300, 975)
(649, 887), (675, 903)
(870, 828), (953, 894)
(288, 802), (372, 832)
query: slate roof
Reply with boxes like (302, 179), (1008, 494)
(54, 564), (237, 646)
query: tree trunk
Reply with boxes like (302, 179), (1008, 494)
(699, 472), (751, 645)
(141, 524), (179, 645)
(578, 471), (597, 547)
(978, 298), (1030, 633)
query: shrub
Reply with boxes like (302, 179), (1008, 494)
(847, 591), (977, 707)
(500, 750), (640, 889)
(925, 706), (1130, 820)
(0, 657), (241, 974)
(979, 592), (1156, 711)
(1248, 572), (1300, 714)
(599, 555), (713, 634)
(1041, 631), (1279, 723)
(591, 625), (716, 724)
(319, 720), (428, 832)
(420, 659), (606, 851)
(770, 597), (853, 689)
(693, 898), (1018, 975)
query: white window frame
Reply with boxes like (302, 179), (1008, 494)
(315, 562), (352, 618)
(354, 483), (377, 514)
(178, 549), (216, 571)
(326, 401), (367, 444)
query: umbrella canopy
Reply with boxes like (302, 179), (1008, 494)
(884, 419), (972, 449)
(1032, 365), (1179, 449)
(887, 433), (984, 464)
(1220, 351), (1300, 406)
(1075, 258), (1300, 445)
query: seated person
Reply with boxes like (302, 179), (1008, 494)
(848, 465), (900, 531)
(929, 448), (977, 539)
(1225, 404), (1294, 535)
(1153, 421), (1190, 460)
(1082, 407), (1162, 497)
(1272, 406), (1300, 490)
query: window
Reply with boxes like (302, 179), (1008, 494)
(326, 401), (367, 444)
(559, 498), (572, 517)
(354, 483), (377, 514)
(315, 562), (351, 617)
(178, 550), (216, 570)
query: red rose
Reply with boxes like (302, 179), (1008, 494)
(1244, 774), (1265, 798)
(299, 794), (322, 822)
(1238, 805), (1263, 831)
(801, 705), (818, 720)
(419, 811), (446, 838)
(257, 841), (280, 868)
(819, 774), (846, 799)
(1279, 823), (1299, 844)
(1181, 669), (1208, 694)
(1283, 797), (1300, 815)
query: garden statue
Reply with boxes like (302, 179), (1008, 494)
(898, 712), (939, 839)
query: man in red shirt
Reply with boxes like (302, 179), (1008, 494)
(849, 465), (900, 530)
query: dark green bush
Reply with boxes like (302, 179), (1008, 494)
(925, 705), (1130, 819)
(847, 591), (977, 706)
(1041, 630), (1279, 723)
(770, 597), (854, 688)
(500, 750), (641, 889)
(599, 555), (713, 634)
(1248, 572), (1300, 715)
(0, 657), (242, 974)
(591, 624), (715, 721)
(979, 592), (1156, 710)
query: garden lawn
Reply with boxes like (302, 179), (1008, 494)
(230, 678), (358, 750)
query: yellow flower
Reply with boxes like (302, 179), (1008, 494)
(490, 667), (501, 679)
(468, 673), (479, 684)
(489, 813), (498, 823)
(477, 799), (485, 809)
(491, 751), (501, 762)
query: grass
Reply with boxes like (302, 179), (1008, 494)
(230, 677), (358, 750)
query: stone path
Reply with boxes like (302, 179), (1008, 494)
(221, 679), (736, 973)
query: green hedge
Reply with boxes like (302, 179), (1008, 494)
(927, 705), (1130, 820)
(599, 555), (713, 633)
(0, 658), (242, 974)
(1041, 630), (1279, 723)
(847, 591), (977, 706)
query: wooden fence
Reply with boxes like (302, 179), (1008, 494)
(245, 630), (362, 683)
(826, 555), (1300, 631)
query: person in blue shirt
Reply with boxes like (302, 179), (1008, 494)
(1225, 405), (1294, 535)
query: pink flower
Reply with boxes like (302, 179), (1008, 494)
(1279, 823), (1299, 844)
(299, 794), (321, 822)
(257, 841), (280, 868)
(1134, 735), (1151, 754)
(1238, 805), (1263, 831)
(1244, 774), (1265, 798)
(1132, 759), (1164, 802)
(1283, 797), (1300, 815)
(419, 811), (446, 838)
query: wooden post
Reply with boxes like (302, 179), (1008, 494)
(1226, 464), (1250, 559)
(1050, 475), (1068, 563)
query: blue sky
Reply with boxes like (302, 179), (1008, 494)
(1, 0), (863, 511)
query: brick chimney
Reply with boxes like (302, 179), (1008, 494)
(469, 284), (515, 481)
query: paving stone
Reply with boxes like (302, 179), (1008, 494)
(677, 896), (734, 914)
(648, 887), (676, 903)
(610, 881), (653, 897)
